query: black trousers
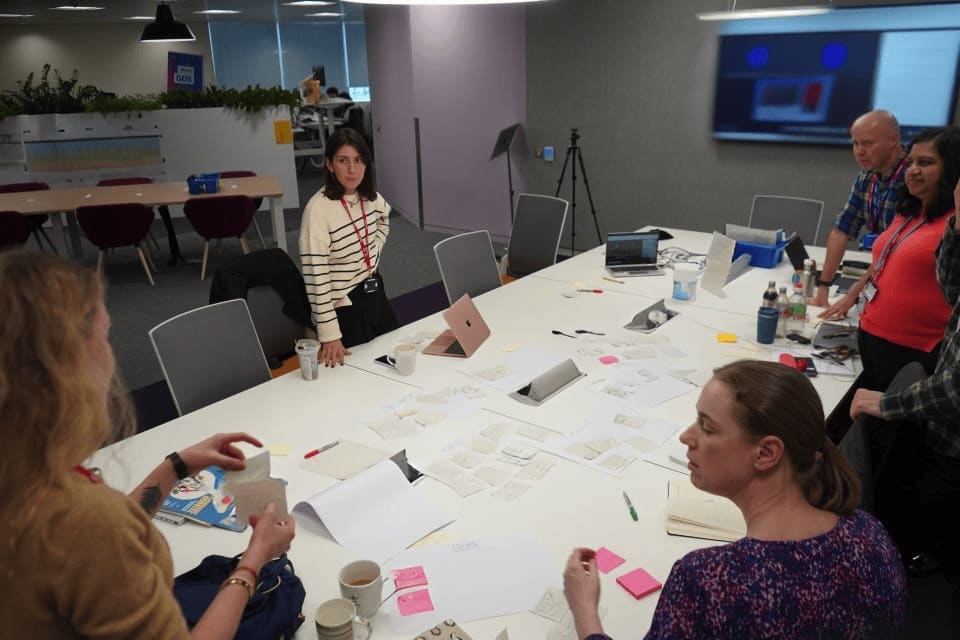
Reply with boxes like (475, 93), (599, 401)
(335, 272), (399, 348)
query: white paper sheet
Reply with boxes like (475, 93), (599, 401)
(381, 534), (559, 633)
(588, 363), (695, 411)
(293, 459), (453, 563)
(463, 348), (569, 392)
(299, 440), (393, 480)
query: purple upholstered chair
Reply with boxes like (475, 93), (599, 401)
(217, 170), (266, 249)
(183, 194), (255, 280)
(76, 203), (157, 285)
(0, 211), (33, 250)
(0, 182), (57, 254)
(97, 177), (164, 253)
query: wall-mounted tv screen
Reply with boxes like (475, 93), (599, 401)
(713, 29), (960, 145)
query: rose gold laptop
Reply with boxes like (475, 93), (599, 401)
(422, 294), (490, 358)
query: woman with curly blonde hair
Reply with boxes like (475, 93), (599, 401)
(0, 250), (295, 639)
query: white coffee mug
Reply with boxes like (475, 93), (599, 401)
(386, 343), (417, 376)
(315, 597), (355, 640)
(338, 559), (384, 620)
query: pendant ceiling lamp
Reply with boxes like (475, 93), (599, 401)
(697, 1), (832, 21)
(140, 2), (195, 42)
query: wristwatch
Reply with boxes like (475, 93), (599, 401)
(816, 279), (832, 287)
(165, 451), (190, 480)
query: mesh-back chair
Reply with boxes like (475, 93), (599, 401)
(76, 203), (157, 285)
(506, 194), (568, 278)
(96, 177), (164, 253)
(748, 195), (824, 246)
(218, 171), (266, 249)
(433, 230), (502, 304)
(0, 211), (33, 250)
(209, 248), (314, 374)
(183, 195), (256, 280)
(0, 182), (57, 254)
(149, 299), (272, 416)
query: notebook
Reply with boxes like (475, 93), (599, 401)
(605, 231), (663, 276)
(422, 293), (490, 358)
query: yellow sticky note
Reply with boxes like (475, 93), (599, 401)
(501, 344), (519, 352)
(716, 333), (737, 343)
(273, 119), (293, 145)
(269, 443), (290, 456)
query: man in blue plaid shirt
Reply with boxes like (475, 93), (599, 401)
(850, 201), (960, 576)
(811, 110), (907, 313)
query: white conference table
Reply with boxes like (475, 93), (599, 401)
(90, 227), (863, 639)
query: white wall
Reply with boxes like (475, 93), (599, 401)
(0, 22), (215, 96)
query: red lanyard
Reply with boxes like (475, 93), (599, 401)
(340, 197), (372, 273)
(873, 215), (925, 278)
(865, 155), (907, 232)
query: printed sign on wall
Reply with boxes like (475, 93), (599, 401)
(167, 52), (203, 92)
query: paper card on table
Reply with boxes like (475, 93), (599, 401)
(416, 389), (451, 404)
(473, 466), (514, 486)
(565, 442), (600, 460)
(392, 566), (428, 589)
(301, 440), (392, 480)
(622, 347), (657, 359)
(599, 355), (620, 365)
(425, 460), (465, 484)
(413, 410), (447, 427)
(500, 344), (519, 352)
(593, 547), (625, 574)
(231, 478), (288, 524)
(293, 459), (453, 563)
(614, 413), (646, 428)
(491, 480), (531, 502)
(586, 437), (618, 454)
(465, 436), (498, 455)
(481, 422), (511, 441)
(268, 444), (290, 456)
(532, 586), (568, 622)
(369, 414), (418, 440)
(598, 453), (636, 473)
(225, 450), (271, 484)
(516, 425), (552, 442)
(716, 333), (737, 343)
(516, 460), (554, 481)
(495, 629), (510, 640)
(475, 365), (513, 381)
(397, 589), (435, 616)
(626, 436), (658, 452)
(451, 450), (484, 469)
(616, 567), (662, 599)
(448, 474), (488, 497)
(660, 347), (687, 358)
(502, 443), (537, 460)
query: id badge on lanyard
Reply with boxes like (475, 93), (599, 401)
(863, 279), (878, 303)
(363, 276), (380, 294)
(341, 197), (379, 294)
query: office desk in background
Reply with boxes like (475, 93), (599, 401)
(0, 175), (289, 256)
(89, 227), (862, 639)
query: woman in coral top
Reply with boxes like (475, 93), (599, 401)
(855, 126), (960, 392)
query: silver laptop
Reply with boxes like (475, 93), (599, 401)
(605, 231), (663, 276)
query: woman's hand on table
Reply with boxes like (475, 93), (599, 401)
(179, 432), (263, 475)
(321, 339), (351, 367)
(818, 292), (857, 321)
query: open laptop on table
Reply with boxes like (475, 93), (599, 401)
(422, 293), (490, 358)
(605, 231), (663, 277)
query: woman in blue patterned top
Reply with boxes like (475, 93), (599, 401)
(563, 360), (906, 640)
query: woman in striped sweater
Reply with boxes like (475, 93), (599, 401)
(299, 128), (399, 367)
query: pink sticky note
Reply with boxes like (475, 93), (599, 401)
(599, 355), (620, 365)
(397, 589), (435, 616)
(594, 546), (626, 574)
(392, 565), (428, 589)
(616, 567), (662, 599)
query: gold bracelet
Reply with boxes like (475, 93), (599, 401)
(219, 576), (254, 600)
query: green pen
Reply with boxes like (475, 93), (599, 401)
(622, 491), (638, 521)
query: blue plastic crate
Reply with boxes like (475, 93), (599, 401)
(186, 173), (220, 195)
(733, 239), (788, 268)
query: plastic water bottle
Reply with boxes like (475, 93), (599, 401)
(762, 281), (778, 308)
(776, 286), (790, 338)
(788, 281), (807, 334)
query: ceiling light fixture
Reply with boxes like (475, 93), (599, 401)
(697, 1), (832, 21)
(341, 0), (550, 5)
(51, 5), (104, 10)
(0, 13), (35, 17)
(140, 2), (195, 43)
(306, 12), (343, 16)
(124, 16), (156, 20)
(194, 9), (242, 14)
(284, 1), (335, 6)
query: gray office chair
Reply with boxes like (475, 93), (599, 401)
(505, 194), (568, 277)
(246, 285), (309, 367)
(434, 230), (502, 304)
(149, 299), (272, 416)
(748, 195), (824, 245)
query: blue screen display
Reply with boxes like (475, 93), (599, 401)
(713, 29), (960, 145)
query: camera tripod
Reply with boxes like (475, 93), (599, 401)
(554, 128), (601, 255)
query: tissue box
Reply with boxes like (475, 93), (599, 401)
(732, 239), (788, 268)
(186, 173), (220, 195)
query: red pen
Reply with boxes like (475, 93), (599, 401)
(304, 440), (340, 459)
(577, 289), (603, 293)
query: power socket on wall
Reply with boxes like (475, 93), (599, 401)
(536, 146), (555, 162)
